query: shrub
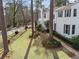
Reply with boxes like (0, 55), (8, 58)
(36, 24), (45, 32)
(70, 37), (79, 50)
(53, 31), (79, 50)
(15, 31), (19, 35)
(53, 31), (73, 44)
(72, 43), (79, 50)
(45, 29), (49, 33)
(25, 26), (28, 30)
(29, 35), (33, 38)
(49, 39), (62, 48)
(42, 39), (62, 49)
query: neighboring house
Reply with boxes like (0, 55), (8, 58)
(38, 5), (49, 30)
(39, 2), (79, 38)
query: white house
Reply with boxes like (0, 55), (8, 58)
(54, 3), (79, 38)
(38, 5), (49, 30)
(38, 2), (79, 38)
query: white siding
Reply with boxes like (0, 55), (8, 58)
(38, 3), (79, 38)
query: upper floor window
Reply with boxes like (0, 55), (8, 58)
(58, 10), (63, 17)
(65, 9), (71, 17)
(73, 9), (77, 17)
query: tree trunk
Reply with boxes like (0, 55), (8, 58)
(0, 0), (9, 53)
(19, 0), (26, 26)
(35, 0), (39, 27)
(49, 0), (54, 39)
(31, 0), (34, 37)
(13, 0), (17, 27)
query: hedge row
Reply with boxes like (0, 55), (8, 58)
(53, 31), (79, 50)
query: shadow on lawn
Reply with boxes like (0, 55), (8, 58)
(51, 49), (59, 59)
(24, 38), (33, 59)
(0, 30), (26, 59)
(30, 33), (60, 59)
(9, 30), (26, 45)
(24, 32), (73, 59)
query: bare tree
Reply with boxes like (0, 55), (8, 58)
(49, 0), (54, 39)
(31, 0), (34, 37)
(12, 0), (18, 27)
(18, 0), (26, 26)
(35, 0), (39, 26)
(6, 0), (18, 27)
(0, 0), (9, 57)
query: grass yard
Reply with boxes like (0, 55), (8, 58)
(28, 40), (71, 59)
(0, 29), (71, 59)
(0, 29), (25, 49)
(9, 29), (32, 59)
(0, 35), (3, 49)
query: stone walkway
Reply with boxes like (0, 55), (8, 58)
(53, 36), (79, 59)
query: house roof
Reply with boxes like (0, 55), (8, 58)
(56, 2), (79, 11)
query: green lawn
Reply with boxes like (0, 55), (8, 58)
(0, 30), (25, 49)
(28, 41), (71, 59)
(0, 35), (3, 49)
(10, 29), (32, 59)
(2, 29), (71, 59)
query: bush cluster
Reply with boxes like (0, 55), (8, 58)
(53, 31), (79, 50)
(70, 37), (79, 50)
(36, 24), (45, 32)
(48, 39), (62, 48)
(15, 31), (19, 35)
(42, 39), (62, 49)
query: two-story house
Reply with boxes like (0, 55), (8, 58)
(54, 2), (79, 38)
(38, 2), (79, 38)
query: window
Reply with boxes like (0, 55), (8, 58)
(64, 24), (70, 35)
(72, 25), (75, 34)
(58, 10), (63, 17)
(44, 14), (46, 18)
(54, 23), (56, 31)
(68, 9), (71, 17)
(38, 11), (41, 18)
(73, 9), (77, 17)
(65, 10), (67, 17)
(64, 24), (66, 33)
(65, 9), (71, 17)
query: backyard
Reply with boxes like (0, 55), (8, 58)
(0, 29), (72, 59)
(0, 0), (79, 59)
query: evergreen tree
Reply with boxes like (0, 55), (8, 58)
(56, 0), (69, 7)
